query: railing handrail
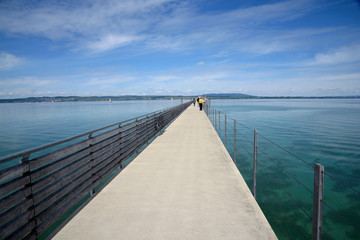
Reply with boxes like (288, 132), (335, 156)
(0, 100), (192, 240)
(0, 104), (187, 164)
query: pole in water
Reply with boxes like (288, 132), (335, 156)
(312, 164), (324, 240)
(253, 130), (258, 200)
(225, 114), (227, 147)
(234, 119), (236, 163)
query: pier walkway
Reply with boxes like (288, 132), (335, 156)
(54, 105), (277, 240)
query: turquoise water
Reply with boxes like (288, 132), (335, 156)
(0, 99), (359, 239)
(0, 100), (182, 157)
(0, 99), (185, 239)
(210, 99), (360, 240)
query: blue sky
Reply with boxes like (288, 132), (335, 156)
(0, 0), (359, 98)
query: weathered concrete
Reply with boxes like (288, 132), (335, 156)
(54, 105), (277, 240)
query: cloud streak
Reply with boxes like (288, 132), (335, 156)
(311, 44), (360, 65)
(87, 34), (143, 52)
(0, 0), (329, 54)
(85, 75), (135, 86)
(0, 0), (359, 97)
(0, 52), (22, 70)
(0, 0), (172, 48)
(0, 76), (56, 86)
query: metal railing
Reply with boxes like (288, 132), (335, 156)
(204, 102), (359, 240)
(0, 101), (191, 240)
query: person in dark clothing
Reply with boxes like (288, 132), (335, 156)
(199, 98), (203, 111)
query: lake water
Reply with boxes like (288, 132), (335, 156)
(0, 98), (359, 239)
(210, 99), (360, 240)
(0, 99), (182, 157)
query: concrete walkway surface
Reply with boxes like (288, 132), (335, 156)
(54, 105), (277, 240)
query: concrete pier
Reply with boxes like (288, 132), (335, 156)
(54, 105), (277, 240)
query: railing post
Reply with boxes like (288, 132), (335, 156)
(135, 118), (140, 154)
(87, 132), (96, 196)
(233, 119), (236, 163)
(211, 108), (213, 124)
(225, 114), (227, 147)
(218, 111), (220, 134)
(253, 130), (258, 200)
(213, 108), (215, 126)
(22, 153), (38, 238)
(312, 164), (324, 240)
(215, 109), (217, 130)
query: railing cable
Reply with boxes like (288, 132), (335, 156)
(207, 104), (359, 239)
(321, 227), (335, 240)
(258, 159), (313, 221)
(323, 201), (360, 233)
(257, 133), (313, 168)
(257, 147), (314, 195)
(266, 190), (308, 240)
(225, 114), (253, 132)
(238, 142), (253, 158)
(324, 172), (360, 195)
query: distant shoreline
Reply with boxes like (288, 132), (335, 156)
(0, 96), (182, 103)
(0, 95), (359, 103)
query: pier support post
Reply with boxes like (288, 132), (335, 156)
(253, 130), (258, 200)
(312, 164), (324, 240)
(233, 120), (236, 163)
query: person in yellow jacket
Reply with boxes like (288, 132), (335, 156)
(198, 97), (203, 111)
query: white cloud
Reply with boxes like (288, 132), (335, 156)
(85, 75), (135, 87)
(144, 0), (335, 54)
(148, 75), (179, 82)
(234, 27), (339, 55)
(87, 34), (142, 52)
(197, 61), (205, 65)
(314, 73), (360, 81)
(214, 0), (315, 26)
(0, 76), (53, 86)
(0, 52), (22, 70)
(0, 0), (172, 48)
(0, 0), (326, 54)
(311, 44), (360, 65)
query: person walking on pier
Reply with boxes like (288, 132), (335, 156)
(199, 97), (203, 111)
(193, 97), (196, 107)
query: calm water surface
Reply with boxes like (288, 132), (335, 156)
(0, 98), (359, 239)
(211, 99), (360, 240)
(0, 100), (182, 157)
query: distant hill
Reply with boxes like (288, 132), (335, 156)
(0, 93), (258, 103)
(1, 94), (359, 103)
(202, 93), (360, 99)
